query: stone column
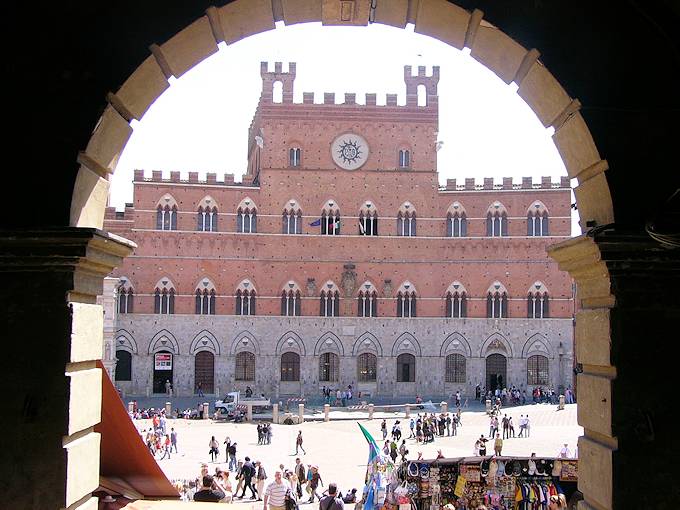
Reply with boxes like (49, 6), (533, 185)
(203, 403), (210, 419)
(128, 402), (135, 413)
(247, 403), (253, 422)
(165, 402), (172, 415)
(298, 403), (304, 423)
(368, 403), (374, 419)
(440, 401), (448, 414)
(324, 403), (330, 422)
(0, 228), (134, 509)
(405, 405), (410, 418)
(272, 403), (279, 424)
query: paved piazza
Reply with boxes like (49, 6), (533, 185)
(135, 403), (581, 504)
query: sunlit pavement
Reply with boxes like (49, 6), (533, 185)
(134, 403), (580, 506)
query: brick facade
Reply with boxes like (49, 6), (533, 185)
(105, 62), (574, 398)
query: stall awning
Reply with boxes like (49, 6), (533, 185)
(95, 360), (179, 499)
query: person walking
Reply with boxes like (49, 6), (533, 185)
(381, 419), (387, 440)
(389, 439), (398, 463)
(399, 440), (408, 462)
(518, 415), (525, 437)
(170, 427), (178, 453)
(159, 434), (172, 459)
(307, 466), (323, 503)
(295, 430), (306, 455)
(255, 460), (267, 501)
(508, 416), (515, 438)
(493, 433), (503, 456)
(234, 460), (244, 496)
(501, 414), (509, 439)
(294, 457), (306, 499)
(197, 381), (204, 397)
(228, 442), (237, 471)
(209, 436), (219, 463)
(237, 456), (258, 500)
(525, 415), (531, 437)
(262, 470), (291, 510)
(319, 483), (344, 510)
(409, 418), (415, 438)
(476, 435), (488, 456)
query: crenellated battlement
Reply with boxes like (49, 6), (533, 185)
(441, 176), (570, 191)
(132, 169), (259, 187)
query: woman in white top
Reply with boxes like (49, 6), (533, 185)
(216, 470), (233, 503)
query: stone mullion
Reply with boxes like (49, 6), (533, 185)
(0, 228), (135, 510)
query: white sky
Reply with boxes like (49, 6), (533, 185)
(110, 22), (579, 235)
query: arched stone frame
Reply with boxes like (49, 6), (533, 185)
(480, 332), (513, 358)
(287, 141), (304, 168)
(189, 329), (220, 356)
(527, 281), (549, 318)
(358, 200), (378, 236)
(114, 329), (138, 354)
(446, 201), (468, 237)
(527, 200), (549, 236)
(229, 331), (260, 356)
(197, 194), (219, 211)
(66, 4), (618, 509)
(521, 333), (554, 359)
(147, 329), (180, 355)
(353, 331), (382, 356)
(155, 193), (178, 210)
(275, 331), (306, 356)
(314, 331), (344, 356)
(391, 332), (422, 357)
(282, 198), (303, 234)
(440, 332), (472, 357)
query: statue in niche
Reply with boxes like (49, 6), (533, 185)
(306, 278), (317, 297)
(341, 263), (356, 298)
(383, 279), (392, 297)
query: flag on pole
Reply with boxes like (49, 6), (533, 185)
(358, 422), (390, 510)
(309, 218), (321, 227)
(359, 219), (366, 234)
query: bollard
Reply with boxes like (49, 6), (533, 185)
(128, 401), (134, 413)
(368, 403), (374, 420)
(558, 395), (565, 410)
(485, 399), (492, 413)
(405, 405), (410, 418)
(247, 403), (253, 422)
(165, 402), (172, 415)
(298, 403), (304, 424)
(440, 401), (448, 414)
(203, 403), (210, 419)
(272, 403), (279, 424)
(324, 403), (330, 422)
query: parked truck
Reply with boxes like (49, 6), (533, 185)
(214, 391), (271, 415)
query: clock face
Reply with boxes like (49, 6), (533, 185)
(331, 133), (369, 170)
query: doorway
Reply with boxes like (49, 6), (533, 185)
(153, 351), (173, 394)
(486, 353), (507, 392)
(195, 351), (215, 394)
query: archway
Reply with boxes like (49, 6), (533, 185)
(64, 2), (619, 509)
(152, 350), (173, 394)
(485, 353), (507, 392)
(194, 351), (215, 394)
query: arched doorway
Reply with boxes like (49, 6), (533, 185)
(195, 351), (215, 394)
(114, 350), (132, 382)
(486, 353), (507, 392)
(152, 350), (173, 394)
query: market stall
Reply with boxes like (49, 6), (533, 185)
(385, 455), (578, 510)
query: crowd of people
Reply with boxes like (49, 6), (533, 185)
(476, 385), (575, 407)
(321, 385), (355, 406)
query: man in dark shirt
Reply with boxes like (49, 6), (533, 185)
(237, 456), (258, 499)
(194, 475), (225, 502)
(319, 483), (344, 510)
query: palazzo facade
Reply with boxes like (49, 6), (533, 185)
(103, 62), (574, 398)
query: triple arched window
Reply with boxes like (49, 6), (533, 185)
(486, 282), (508, 318)
(527, 201), (549, 236)
(527, 282), (549, 318)
(358, 283), (378, 317)
(321, 201), (341, 235)
(447, 202), (468, 237)
(282, 200), (302, 234)
(486, 202), (508, 237)
(237, 198), (257, 233)
(154, 279), (176, 314)
(359, 202), (378, 236)
(197, 201), (218, 232)
(156, 198), (178, 231)
(445, 282), (467, 318)
(396, 282), (417, 317)
(195, 289), (216, 315)
(117, 278), (133, 314)
(281, 282), (301, 316)
(320, 282), (340, 317)
(397, 203), (416, 236)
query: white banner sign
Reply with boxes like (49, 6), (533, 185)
(154, 353), (172, 370)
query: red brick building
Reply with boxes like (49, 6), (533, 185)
(104, 62), (574, 399)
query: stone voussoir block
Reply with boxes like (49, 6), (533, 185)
(574, 171), (615, 227)
(65, 431), (101, 508)
(415, 0), (470, 50)
(281, 0), (322, 25)
(373, 0), (408, 28)
(66, 366), (103, 436)
(577, 435), (613, 510)
(518, 61), (572, 127)
(70, 165), (110, 229)
(160, 16), (219, 79)
(552, 112), (601, 179)
(84, 105), (133, 173)
(470, 25), (528, 84)
(70, 302), (104, 363)
(218, 0), (275, 45)
(575, 309), (611, 366)
(115, 55), (170, 121)
(576, 373), (612, 437)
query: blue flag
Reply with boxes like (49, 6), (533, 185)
(309, 218), (321, 227)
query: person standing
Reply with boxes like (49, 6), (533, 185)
(294, 457), (306, 499)
(197, 381), (204, 397)
(477, 435), (488, 456)
(399, 440), (408, 462)
(263, 470), (291, 510)
(318, 483), (344, 510)
(165, 379), (171, 396)
(518, 415), (525, 437)
(507, 416), (515, 438)
(170, 427), (178, 453)
(307, 466), (323, 503)
(295, 430), (306, 455)
(558, 443), (571, 458)
(234, 460), (244, 495)
(194, 475), (225, 502)
(237, 456), (258, 499)
(255, 460), (267, 501)
(493, 433), (503, 456)
(209, 436), (219, 463)
(409, 418), (415, 439)
(159, 434), (172, 460)
(228, 441), (237, 470)
(501, 414), (509, 439)
(389, 439), (398, 463)
(381, 419), (387, 440)
(525, 415), (531, 437)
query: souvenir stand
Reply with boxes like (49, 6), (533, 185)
(393, 456), (578, 510)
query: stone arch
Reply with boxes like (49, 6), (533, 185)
(353, 332), (382, 356)
(391, 332), (422, 357)
(275, 331), (306, 356)
(195, 276), (216, 292)
(114, 329), (138, 354)
(521, 333), (554, 359)
(197, 194), (219, 211)
(314, 331), (344, 356)
(229, 331), (260, 356)
(189, 329), (220, 355)
(148, 329), (179, 355)
(480, 332), (513, 358)
(446, 201), (467, 216)
(236, 196), (257, 212)
(440, 332), (472, 357)
(155, 193), (178, 209)
(527, 199), (549, 215)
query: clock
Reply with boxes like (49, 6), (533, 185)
(331, 133), (369, 170)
